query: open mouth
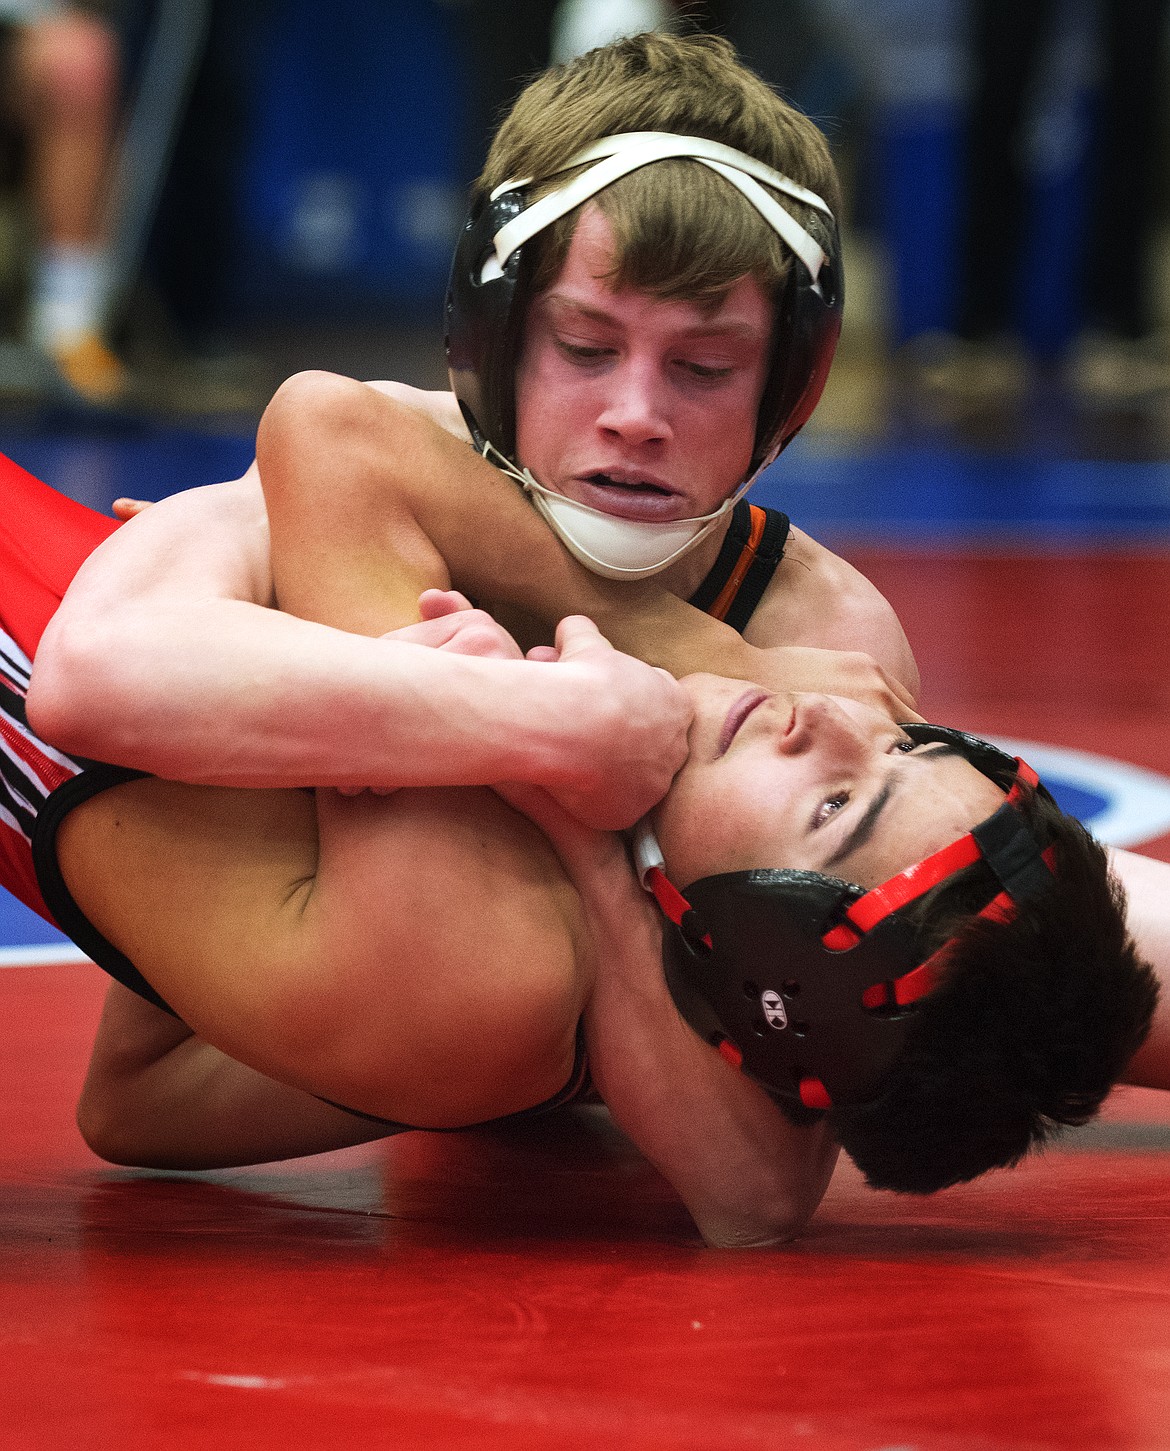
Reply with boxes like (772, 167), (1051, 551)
(574, 470), (684, 521)
(584, 472), (672, 496)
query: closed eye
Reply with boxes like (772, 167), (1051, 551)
(556, 338), (613, 364)
(678, 359), (734, 381)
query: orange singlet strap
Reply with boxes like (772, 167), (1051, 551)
(707, 504), (767, 623)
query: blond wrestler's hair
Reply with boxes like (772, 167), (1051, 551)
(477, 31), (842, 308)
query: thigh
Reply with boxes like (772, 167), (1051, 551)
(58, 775), (588, 1126)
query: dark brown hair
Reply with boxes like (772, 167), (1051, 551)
(829, 785), (1158, 1193)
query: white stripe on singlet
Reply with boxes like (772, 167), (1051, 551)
(0, 627), (82, 844)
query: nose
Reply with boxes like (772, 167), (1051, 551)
(780, 694), (872, 764)
(595, 356), (672, 447)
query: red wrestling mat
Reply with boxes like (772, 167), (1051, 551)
(3, 547), (1170, 1450)
(850, 549), (1170, 787)
(2, 961), (1170, 1451)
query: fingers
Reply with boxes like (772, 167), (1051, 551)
(418, 588), (474, 621)
(112, 498), (152, 520)
(552, 614), (609, 660)
(378, 615), (467, 648)
(526, 645), (560, 662)
(439, 617), (524, 659)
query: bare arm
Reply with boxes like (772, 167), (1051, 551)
(28, 457), (688, 825)
(33, 367), (911, 806)
(499, 783), (840, 1246)
(253, 371), (918, 717)
(79, 982), (392, 1169)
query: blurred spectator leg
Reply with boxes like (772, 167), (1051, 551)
(928, 0), (1056, 405)
(1065, 0), (1170, 405)
(9, 7), (125, 400)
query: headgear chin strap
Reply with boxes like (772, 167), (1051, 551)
(480, 440), (753, 580)
(634, 725), (1059, 1111)
(445, 130), (844, 535)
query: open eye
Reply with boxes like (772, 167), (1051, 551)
(813, 791), (849, 828)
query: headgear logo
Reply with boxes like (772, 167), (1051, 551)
(761, 989), (788, 1030)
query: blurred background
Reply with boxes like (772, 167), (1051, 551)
(0, 0), (1165, 441)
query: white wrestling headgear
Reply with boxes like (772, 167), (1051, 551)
(446, 131), (842, 581)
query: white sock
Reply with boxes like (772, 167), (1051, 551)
(28, 244), (110, 352)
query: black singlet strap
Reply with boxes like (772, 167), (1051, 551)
(32, 764), (180, 1017)
(317, 1022), (593, 1131)
(688, 501), (790, 635)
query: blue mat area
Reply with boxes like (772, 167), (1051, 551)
(2, 425), (1170, 539)
(754, 436), (1170, 542)
(0, 425), (255, 515)
(0, 891), (72, 950)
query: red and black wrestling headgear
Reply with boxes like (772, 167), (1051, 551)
(634, 725), (1058, 1111)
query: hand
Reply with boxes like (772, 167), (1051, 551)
(749, 646), (922, 723)
(378, 589), (524, 660)
(527, 615), (693, 830)
(335, 592), (524, 796)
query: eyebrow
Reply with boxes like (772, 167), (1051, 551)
(820, 743), (963, 872)
(544, 294), (766, 341)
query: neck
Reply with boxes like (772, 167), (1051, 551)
(652, 510), (736, 601)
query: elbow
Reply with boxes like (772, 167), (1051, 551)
(29, 612), (148, 764)
(32, 607), (177, 766)
(257, 369), (431, 516)
(257, 369), (375, 480)
(26, 617), (106, 756)
(691, 1140), (840, 1249)
(694, 1193), (821, 1250)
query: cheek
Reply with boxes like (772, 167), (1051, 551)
(657, 771), (770, 886)
(689, 382), (762, 479)
(514, 350), (554, 466)
(515, 347), (583, 463)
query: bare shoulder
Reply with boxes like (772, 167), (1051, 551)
(743, 525), (920, 702)
(363, 380), (471, 441)
(65, 469), (274, 610)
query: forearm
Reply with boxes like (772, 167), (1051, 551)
(1110, 848), (1170, 1089)
(79, 983), (389, 1169)
(259, 376), (914, 707)
(34, 594), (627, 792)
(29, 468), (644, 793)
(532, 807), (839, 1246)
(586, 979), (839, 1246)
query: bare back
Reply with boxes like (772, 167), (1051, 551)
(57, 774), (589, 1128)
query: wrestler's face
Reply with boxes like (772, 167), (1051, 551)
(653, 678), (1007, 890)
(514, 205), (772, 521)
